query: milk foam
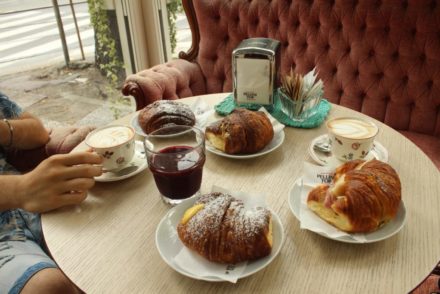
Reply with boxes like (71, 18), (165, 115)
(327, 118), (378, 139)
(87, 126), (133, 148)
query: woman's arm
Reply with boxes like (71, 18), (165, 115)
(0, 111), (50, 149)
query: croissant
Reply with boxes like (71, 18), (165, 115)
(138, 100), (195, 134)
(205, 108), (274, 154)
(177, 192), (273, 264)
(307, 159), (401, 233)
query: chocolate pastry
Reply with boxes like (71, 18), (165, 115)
(138, 100), (195, 134)
(177, 192), (273, 264)
(205, 108), (274, 154)
(307, 159), (402, 233)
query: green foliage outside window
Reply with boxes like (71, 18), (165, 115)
(167, 0), (183, 55)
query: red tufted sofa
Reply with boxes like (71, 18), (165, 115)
(122, 0), (440, 169)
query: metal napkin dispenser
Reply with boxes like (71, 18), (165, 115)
(233, 38), (280, 105)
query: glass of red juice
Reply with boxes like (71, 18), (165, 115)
(144, 125), (205, 205)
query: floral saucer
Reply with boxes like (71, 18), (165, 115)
(308, 134), (388, 167)
(95, 141), (148, 182)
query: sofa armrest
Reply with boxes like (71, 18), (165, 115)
(6, 126), (95, 173)
(122, 59), (206, 110)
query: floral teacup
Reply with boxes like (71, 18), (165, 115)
(326, 117), (378, 162)
(85, 125), (135, 171)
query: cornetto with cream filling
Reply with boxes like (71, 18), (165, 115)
(177, 192), (273, 264)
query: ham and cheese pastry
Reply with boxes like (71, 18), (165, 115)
(307, 159), (401, 233)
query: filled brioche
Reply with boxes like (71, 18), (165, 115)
(177, 192), (273, 264)
(138, 100), (195, 134)
(205, 108), (274, 154)
(307, 159), (401, 233)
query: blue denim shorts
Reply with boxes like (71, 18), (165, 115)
(0, 210), (57, 294)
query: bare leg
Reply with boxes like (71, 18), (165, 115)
(20, 268), (80, 294)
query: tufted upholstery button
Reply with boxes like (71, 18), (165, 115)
(384, 26), (390, 34)
(402, 0), (408, 8)
(325, 43), (330, 51)
(360, 23), (367, 31)
(427, 80), (434, 89)
(302, 42), (308, 50)
(403, 76), (409, 84)
(283, 42), (289, 47)
(411, 28), (417, 36)
(392, 51), (399, 60)
(430, 0), (437, 9)
(420, 53), (426, 62)
(369, 49), (375, 57)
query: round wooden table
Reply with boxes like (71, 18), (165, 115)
(42, 93), (440, 293)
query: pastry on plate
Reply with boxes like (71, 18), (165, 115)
(177, 192), (273, 264)
(307, 159), (401, 233)
(205, 108), (274, 154)
(138, 100), (195, 134)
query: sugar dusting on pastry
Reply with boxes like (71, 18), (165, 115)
(177, 192), (272, 263)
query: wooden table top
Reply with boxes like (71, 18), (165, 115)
(41, 93), (440, 293)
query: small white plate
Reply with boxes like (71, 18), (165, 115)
(95, 141), (148, 182)
(288, 178), (406, 244)
(308, 134), (389, 167)
(131, 113), (147, 137)
(206, 130), (285, 159)
(155, 196), (285, 282)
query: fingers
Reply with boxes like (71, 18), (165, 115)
(60, 164), (103, 180)
(52, 152), (103, 166)
(59, 191), (88, 206)
(63, 178), (96, 192)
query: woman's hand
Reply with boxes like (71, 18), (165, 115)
(16, 152), (103, 212)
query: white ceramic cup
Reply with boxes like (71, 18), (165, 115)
(85, 125), (135, 171)
(326, 117), (379, 162)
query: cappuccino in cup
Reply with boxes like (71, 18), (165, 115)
(326, 117), (378, 162)
(85, 125), (135, 171)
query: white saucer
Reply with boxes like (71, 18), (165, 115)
(308, 134), (389, 167)
(206, 130), (285, 159)
(95, 141), (148, 182)
(288, 178), (406, 244)
(155, 196), (285, 282)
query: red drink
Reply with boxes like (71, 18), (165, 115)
(149, 146), (205, 200)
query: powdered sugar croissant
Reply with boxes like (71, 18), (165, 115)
(307, 159), (402, 233)
(177, 192), (273, 264)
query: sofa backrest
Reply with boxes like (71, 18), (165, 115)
(181, 0), (440, 137)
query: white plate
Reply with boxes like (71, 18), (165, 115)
(131, 113), (148, 137)
(95, 141), (148, 182)
(155, 196), (285, 282)
(288, 178), (406, 244)
(206, 130), (285, 159)
(308, 134), (389, 167)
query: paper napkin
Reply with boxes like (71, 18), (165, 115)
(299, 162), (368, 242)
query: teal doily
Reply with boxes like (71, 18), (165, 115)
(214, 93), (331, 128)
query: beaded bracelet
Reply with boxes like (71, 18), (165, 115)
(3, 118), (13, 147)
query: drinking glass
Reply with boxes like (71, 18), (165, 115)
(144, 125), (205, 205)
